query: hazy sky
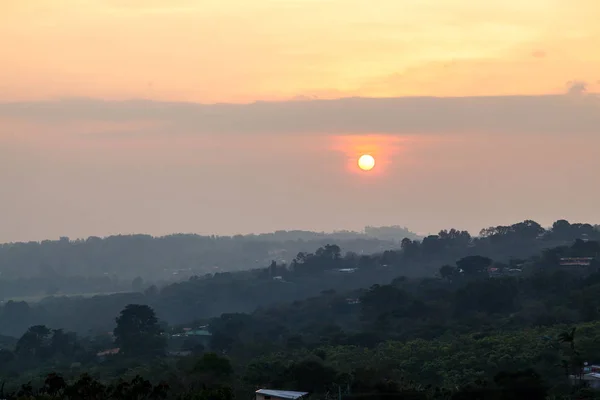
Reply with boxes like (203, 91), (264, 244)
(1, 0), (599, 242)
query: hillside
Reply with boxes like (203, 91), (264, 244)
(0, 227), (419, 301)
(1, 231), (600, 398)
(0, 219), (597, 337)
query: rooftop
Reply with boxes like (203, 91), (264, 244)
(97, 348), (120, 357)
(256, 389), (309, 400)
(186, 329), (212, 336)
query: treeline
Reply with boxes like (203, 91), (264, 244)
(202, 240), (600, 359)
(0, 301), (596, 399)
(0, 367), (567, 399)
(0, 220), (597, 337)
(0, 230), (415, 299)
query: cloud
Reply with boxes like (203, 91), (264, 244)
(1, 94), (599, 138)
(566, 80), (588, 95)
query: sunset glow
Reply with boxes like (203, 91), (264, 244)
(1, 0), (599, 102)
(1, 0), (600, 242)
(331, 134), (406, 176)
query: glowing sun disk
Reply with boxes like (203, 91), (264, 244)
(358, 154), (375, 171)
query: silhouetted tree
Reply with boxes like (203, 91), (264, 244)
(114, 304), (166, 357)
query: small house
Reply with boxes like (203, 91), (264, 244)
(168, 350), (192, 357)
(96, 347), (120, 361)
(487, 267), (502, 278)
(336, 268), (357, 274)
(571, 372), (600, 389)
(255, 389), (309, 400)
(560, 257), (593, 267)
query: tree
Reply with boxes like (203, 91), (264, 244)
(43, 373), (67, 397)
(439, 229), (472, 247)
(552, 219), (572, 238)
(132, 276), (144, 292)
(439, 265), (457, 280)
(194, 352), (233, 381)
(50, 328), (79, 358)
(113, 304), (166, 357)
(315, 244), (341, 261)
(421, 235), (443, 254)
(558, 327), (577, 353)
(400, 238), (420, 258)
(493, 369), (547, 400)
(512, 220), (545, 240)
(285, 356), (338, 393)
(0, 349), (15, 364)
(456, 256), (492, 276)
(111, 375), (169, 400)
(15, 325), (53, 360)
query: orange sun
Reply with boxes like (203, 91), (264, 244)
(358, 154), (375, 171)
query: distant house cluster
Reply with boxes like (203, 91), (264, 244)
(486, 256), (598, 278)
(96, 326), (212, 360)
(571, 364), (600, 389)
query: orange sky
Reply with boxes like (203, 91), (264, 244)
(1, 0), (600, 242)
(1, 0), (599, 102)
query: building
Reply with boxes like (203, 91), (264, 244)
(487, 267), (503, 278)
(559, 257), (597, 274)
(571, 372), (600, 389)
(336, 268), (357, 274)
(570, 364), (600, 388)
(487, 267), (521, 278)
(96, 347), (120, 361)
(168, 350), (192, 357)
(255, 389), (309, 400)
(560, 257), (594, 267)
(169, 327), (213, 351)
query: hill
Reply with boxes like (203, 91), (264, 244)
(0, 219), (597, 337)
(0, 227), (419, 301)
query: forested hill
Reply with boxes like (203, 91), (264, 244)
(0, 227), (419, 281)
(0, 226), (417, 299)
(0, 219), (597, 337)
(2, 230), (600, 399)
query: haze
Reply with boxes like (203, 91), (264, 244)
(1, 0), (600, 242)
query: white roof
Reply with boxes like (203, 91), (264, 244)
(256, 389), (309, 399)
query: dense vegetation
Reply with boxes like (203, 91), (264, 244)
(1, 219), (600, 399)
(0, 220), (597, 337)
(0, 227), (417, 300)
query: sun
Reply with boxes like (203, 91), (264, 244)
(357, 154), (375, 171)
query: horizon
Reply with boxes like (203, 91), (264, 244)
(0, 217), (588, 246)
(3, 92), (599, 243)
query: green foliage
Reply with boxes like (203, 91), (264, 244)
(193, 353), (233, 386)
(114, 305), (166, 357)
(2, 219), (598, 338)
(2, 219), (600, 399)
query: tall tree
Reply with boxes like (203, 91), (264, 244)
(456, 256), (492, 276)
(113, 304), (166, 357)
(15, 325), (53, 360)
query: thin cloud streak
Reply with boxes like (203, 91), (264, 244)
(1, 94), (599, 138)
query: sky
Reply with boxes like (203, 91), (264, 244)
(1, 0), (599, 242)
